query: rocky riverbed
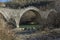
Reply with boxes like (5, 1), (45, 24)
(11, 28), (60, 40)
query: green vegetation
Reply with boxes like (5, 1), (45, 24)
(20, 25), (40, 28)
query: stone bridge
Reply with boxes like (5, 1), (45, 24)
(0, 6), (57, 28)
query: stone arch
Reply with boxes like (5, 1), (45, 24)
(47, 9), (57, 28)
(0, 10), (10, 21)
(19, 7), (42, 26)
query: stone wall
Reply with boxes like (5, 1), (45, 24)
(55, 0), (60, 12)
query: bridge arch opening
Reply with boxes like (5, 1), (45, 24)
(47, 10), (57, 28)
(19, 8), (41, 28)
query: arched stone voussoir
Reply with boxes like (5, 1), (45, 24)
(0, 10), (10, 21)
(17, 6), (42, 27)
(20, 6), (41, 19)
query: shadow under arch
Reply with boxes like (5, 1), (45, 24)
(19, 7), (42, 27)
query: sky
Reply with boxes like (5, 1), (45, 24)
(0, 0), (10, 2)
